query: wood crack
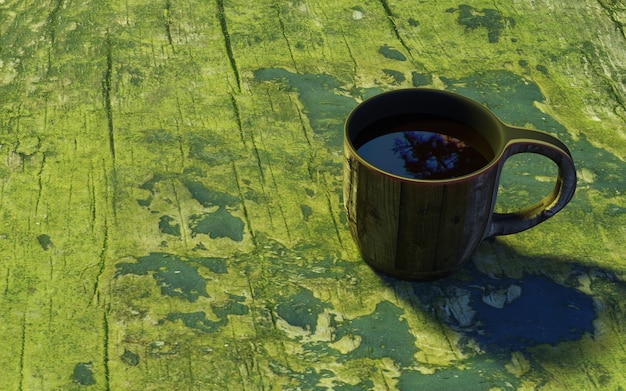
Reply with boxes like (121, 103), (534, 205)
(48, 296), (53, 333)
(4, 267), (9, 296)
(230, 94), (247, 147)
(88, 170), (97, 234)
(274, 3), (299, 72)
(18, 312), (26, 391)
(103, 304), (111, 391)
(245, 97), (266, 186)
(91, 162), (113, 306)
(91, 214), (108, 306)
(102, 33), (116, 162)
(321, 176), (344, 248)
(34, 139), (45, 216)
(290, 94), (313, 148)
(170, 179), (189, 247)
(257, 126), (292, 241)
(340, 28), (358, 79)
(216, 0), (241, 92)
(45, 0), (63, 75)
(163, 0), (175, 50)
(378, 0), (415, 63)
(232, 161), (258, 247)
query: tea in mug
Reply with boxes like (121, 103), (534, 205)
(355, 116), (492, 180)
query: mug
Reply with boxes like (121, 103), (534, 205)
(343, 88), (576, 280)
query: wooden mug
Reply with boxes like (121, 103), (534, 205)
(343, 89), (577, 280)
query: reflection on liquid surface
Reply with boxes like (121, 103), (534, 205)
(357, 131), (488, 179)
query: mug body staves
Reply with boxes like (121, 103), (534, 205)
(344, 145), (500, 280)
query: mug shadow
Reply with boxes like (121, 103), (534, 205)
(376, 238), (625, 387)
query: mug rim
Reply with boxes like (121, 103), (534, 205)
(345, 88), (506, 183)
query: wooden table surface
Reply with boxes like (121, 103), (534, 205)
(2, 1), (626, 390)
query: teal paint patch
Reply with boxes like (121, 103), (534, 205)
(268, 362), (336, 390)
(397, 359), (520, 391)
(411, 72), (432, 87)
(334, 300), (417, 367)
(115, 252), (209, 302)
(120, 349), (140, 366)
(187, 132), (237, 165)
(189, 207), (244, 241)
(378, 44), (407, 61)
(294, 255), (355, 279)
(361, 87), (386, 101)
(607, 203), (626, 216)
(300, 204), (313, 221)
(163, 311), (227, 333)
(136, 172), (245, 240)
(72, 362), (95, 386)
(36, 234), (53, 250)
(164, 295), (248, 333)
(119, 65), (144, 87)
(334, 379), (375, 390)
(444, 69), (626, 197)
(116, 254), (244, 335)
(142, 128), (177, 144)
(191, 257), (228, 273)
(408, 18), (420, 27)
(275, 288), (331, 333)
(254, 238), (356, 280)
(243, 186), (268, 204)
(137, 173), (169, 208)
(158, 215), (181, 237)
(212, 294), (249, 318)
(253, 68), (356, 148)
(137, 194), (153, 207)
(452, 4), (515, 43)
(139, 173), (168, 193)
(182, 178), (239, 208)
(299, 368), (335, 391)
(445, 70), (542, 117)
(383, 69), (406, 84)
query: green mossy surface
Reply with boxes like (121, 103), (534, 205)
(1, 1), (626, 390)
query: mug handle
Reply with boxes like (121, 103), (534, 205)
(486, 125), (577, 237)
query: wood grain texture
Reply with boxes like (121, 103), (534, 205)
(1, 0), (626, 390)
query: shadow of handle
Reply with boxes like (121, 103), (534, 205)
(486, 125), (577, 237)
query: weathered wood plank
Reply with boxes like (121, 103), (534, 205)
(1, 0), (626, 390)
(0, 0), (115, 387)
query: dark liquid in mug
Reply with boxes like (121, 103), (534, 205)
(355, 116), (491, 180)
